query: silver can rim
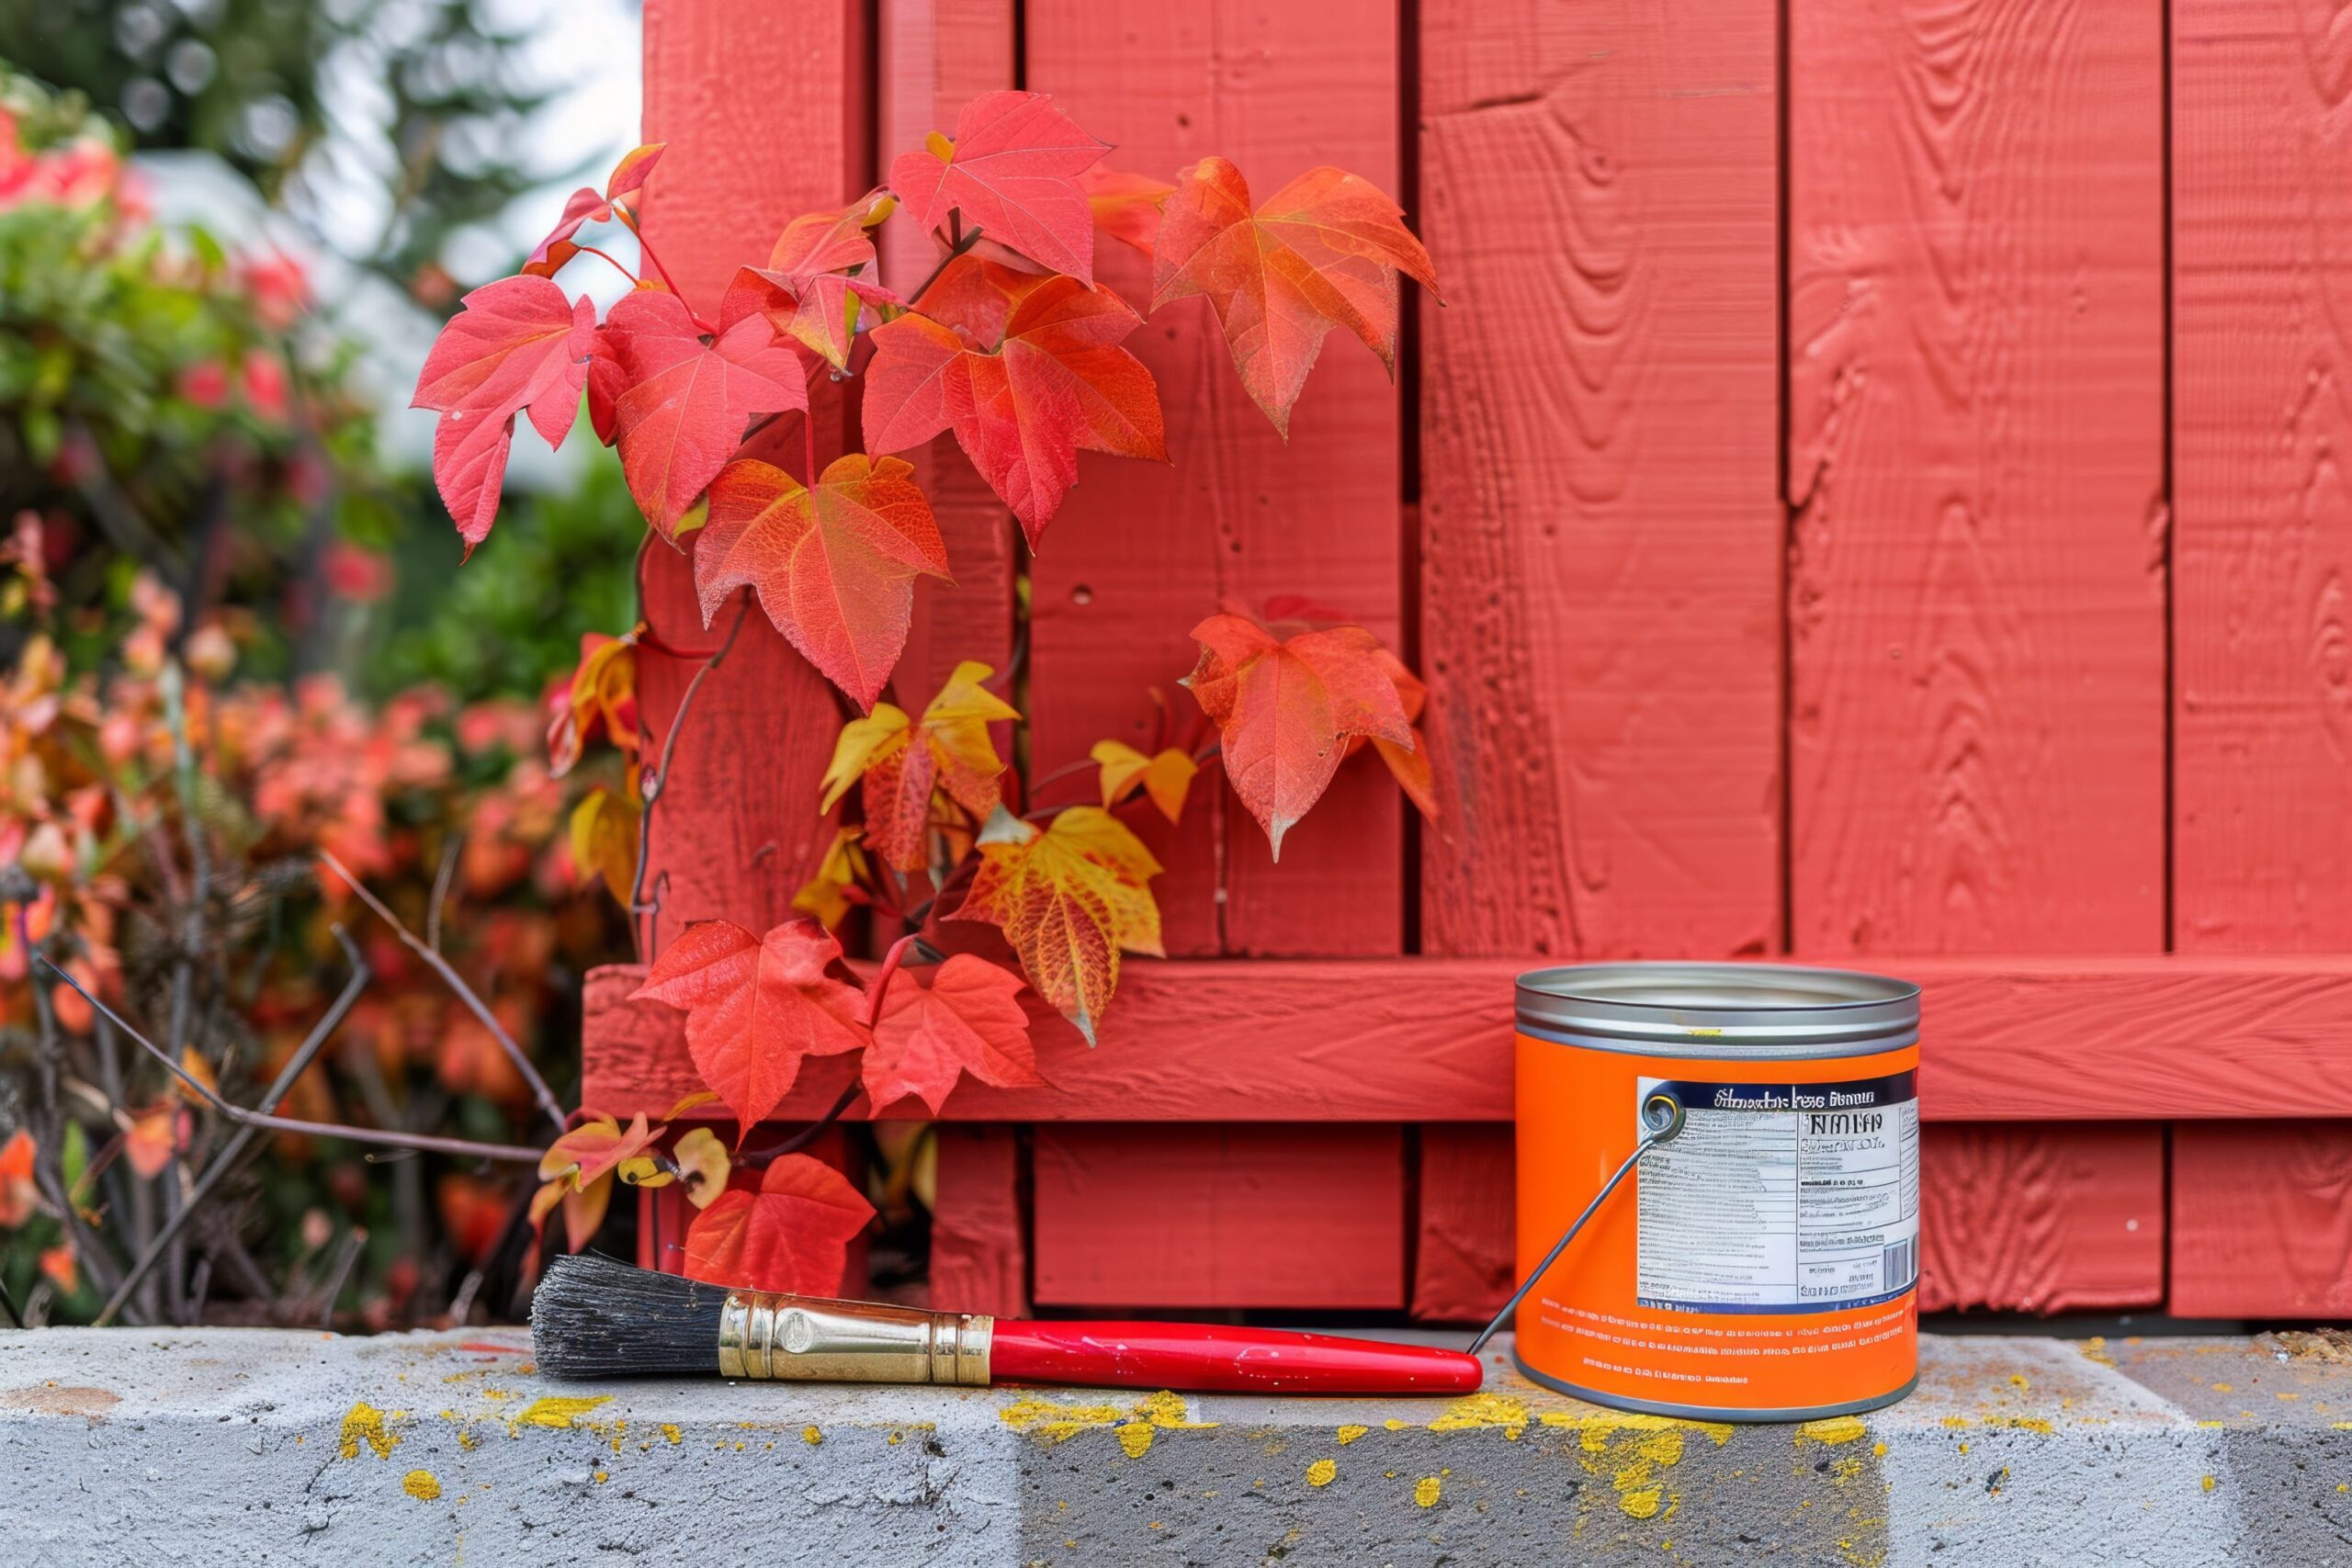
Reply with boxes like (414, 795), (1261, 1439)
(1516, 961), (1920, 1048)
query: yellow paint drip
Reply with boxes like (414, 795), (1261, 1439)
(1428, 1393), (1529, 1438)
(338, 1403), (399, 1461)
(1619, 1486), (1663, 1519)
(512, 1395), (609, 1432)
(1115, 1423), (1154, 1459)
(1413, 1475), (1442, 1507)
(1796, 1416), (1868, 1447)
(661, 1424), (683, 1444)
(2201, 1474), (2217, 1493)
(401, 1469), (440, 1501)
(1306, 1459), (1336, 1487)
(803, 1425), (823, 1446)
(1335, 1425), (1368, 1446)
(999, 1391), (1216, 1446)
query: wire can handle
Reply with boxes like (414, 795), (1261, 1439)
(1465, 1089), (1687, 1357)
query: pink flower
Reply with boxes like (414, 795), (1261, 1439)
(322, 541), (392, 604)
(240, 350), (288, 421)
(239, 251), (310, 332)
(178, 359), (230, 410)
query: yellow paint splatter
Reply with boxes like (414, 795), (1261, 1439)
(1116, 1423), (1154, 1459)
(1620, 1486), (1662, 1519)
(2201, 1474), (2217, 1493)
(1413, 1475), (1442, 1507)
(512, 1395), (609, 1432)
(1796, 1416), (1868, 1447)
(1872, 1442), (1888, 1458)
(802, 1425), (823, 1446)
(339, 1403), (400, 1461)
(401, 1470), (440, 1501)
(1429, 1393), (1529, 1438)
(593, 1471), (610, 1484)
(888, 1431), (903, 1446)
(1306, 1459), (1337, 1487)
(999, 1391), (1216, 1445)
(1384, 1418), (1408, 1431)
(2008, 1373), (2030, 1390)
(662, 1424), (683, 1444)
(2212, 1382), (2233, 1393)
(1335, 1425), (1368, 1446)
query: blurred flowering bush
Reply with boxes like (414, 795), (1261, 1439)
(0, 73), (630, 1327)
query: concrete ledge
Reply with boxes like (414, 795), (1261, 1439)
(0, 1327), (2346, 1564)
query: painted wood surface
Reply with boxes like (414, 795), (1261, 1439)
(2170, 0), (2352, 1319)
(1023, 0), (1407, 957)
(1916, 1123), (2162, 1314)
(1417, 0), (1781, 963)
(634, 0), (871, 949)
(2170, 1124), (2352, 1318)
(1030, 1125), (1406, 1308)
(1787, 0), (2168, 1311)
(1410, 1125), (1514, 1323)
(583, 953), (2352, 1124)
(925, 1124), (1027, 1316)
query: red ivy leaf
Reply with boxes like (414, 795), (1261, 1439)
(599, 288), (810, 535)
(683, 1154), (874, 1294)
(1152, 158), (1438, 436)
(1082, 165), (1173, 256)
(718, 191), (904, 370)
(630, 919), (868, 1143)
(523, 142), (667, 278)
(864, 263), (1163, 546)
(411, 276), (595, 555)
(1183, 612), (1415, 860)
(889, 91), (1107, 282)
(863, 954), (1043, 1114)
(694, 454), (951, 710)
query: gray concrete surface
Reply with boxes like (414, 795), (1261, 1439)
(0, 1325), (2346, 1564)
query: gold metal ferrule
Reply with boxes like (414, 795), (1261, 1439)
(715, 1290), (993, 1385)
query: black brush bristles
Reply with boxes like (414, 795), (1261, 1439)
(531, 1254), (729, 1379)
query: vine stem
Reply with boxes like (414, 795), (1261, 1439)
(629, 593), (752, 960)
(32, 952), (544, 1166)
(907, 221), (985, 306)
(320, 849), (568, 1134)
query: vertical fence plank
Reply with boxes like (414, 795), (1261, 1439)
(2171, 0), (2352, 1315)
(926, 1124), (1027, 1315)
(1408, 0), (1781, 1319)
(635, 0), (873, 945)
(1788, 0), (2167, 1310)
(1019, 0), (1410, 1310)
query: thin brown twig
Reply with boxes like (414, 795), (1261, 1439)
(34, 953), (546, 1168)
(93, 928), (373, 1325)
(318, 848), (566, 1134)
(425, 833), (463, 953)
(629, 595), (752, 960)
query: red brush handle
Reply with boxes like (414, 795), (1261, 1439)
(988, 1319), (1483, 1396)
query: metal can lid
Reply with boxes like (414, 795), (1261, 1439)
(1516, 962), (1919, 1049)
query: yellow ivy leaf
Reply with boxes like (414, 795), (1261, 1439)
(816, 661), (1020, 871)
(1090, 739), (1199, 824)
(792, 826), (870, 930)
(568, 787), (639, 905)
(820, 705), (912, 813)
(673, 1125), (731, 1210)
(950, 806), (1164, 1043)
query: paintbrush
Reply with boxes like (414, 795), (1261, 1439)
(532, 1255), (1483, 1395)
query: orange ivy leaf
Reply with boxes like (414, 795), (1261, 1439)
(1082, 165), (1172, 257)
(672, 1126), (731, 1210)
(1182, 612), (1415, 859)
(694, 454), (950, 710)
(1090, 739), (1198, 824)
(1367, 648), (1437, 822)
(631, 919), (868, 1142)
(683, 1153), (874, 1293)
(720, 191), (902, 370)
(950, 806), (1162, 1044)
(121, 1104), (187, 1180)
(524, 141), (667, 278)
(0, 1128), (36, 1227)
(547, 630), (639, 776)
(864, 264), (1165, 547)
(598, 288), (811, 536)
(568, 785), (639, 905)
(818, 660), (1019, 870)
(538, 1112), (661, 1189)
(39, 1243), (76, 1295)
(1152, 159), (1438, 436)
(863, 954), (1044, 1114)
(889, 91), (1108, 282)
(411, 276), (596, 554)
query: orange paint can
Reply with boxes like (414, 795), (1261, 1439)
(1507, 964), (1921, 1421)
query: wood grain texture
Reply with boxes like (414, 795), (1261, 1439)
(2170, 1123), (2352, 1317)
(1416, 0), (1781, 961)
(1023, 0), (1406, 957)
(582, 953), (2352, 1122)
(925, 1124), (1026, 1316)
(1917, 1123), (2162, 1313)
(2170, 0), (2352, 1320)
(635, 0), (872, 948)
(1410, 1125), (1515, 1322)
(1788, 0), (2166, 953)
(879, 0), (1019, 701)
(1788, 0), (2165, 1315)
(1030, 1125), (1405, 1308)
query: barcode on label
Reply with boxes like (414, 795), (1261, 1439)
(1882, 1238), (1917, 1291)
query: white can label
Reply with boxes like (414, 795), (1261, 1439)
(1633, 1071), (1919, 1314)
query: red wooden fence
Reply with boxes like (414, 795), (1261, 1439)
(604, 0), (2352, 1321)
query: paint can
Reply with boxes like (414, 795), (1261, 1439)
(1505, 963), (1921, 1421)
